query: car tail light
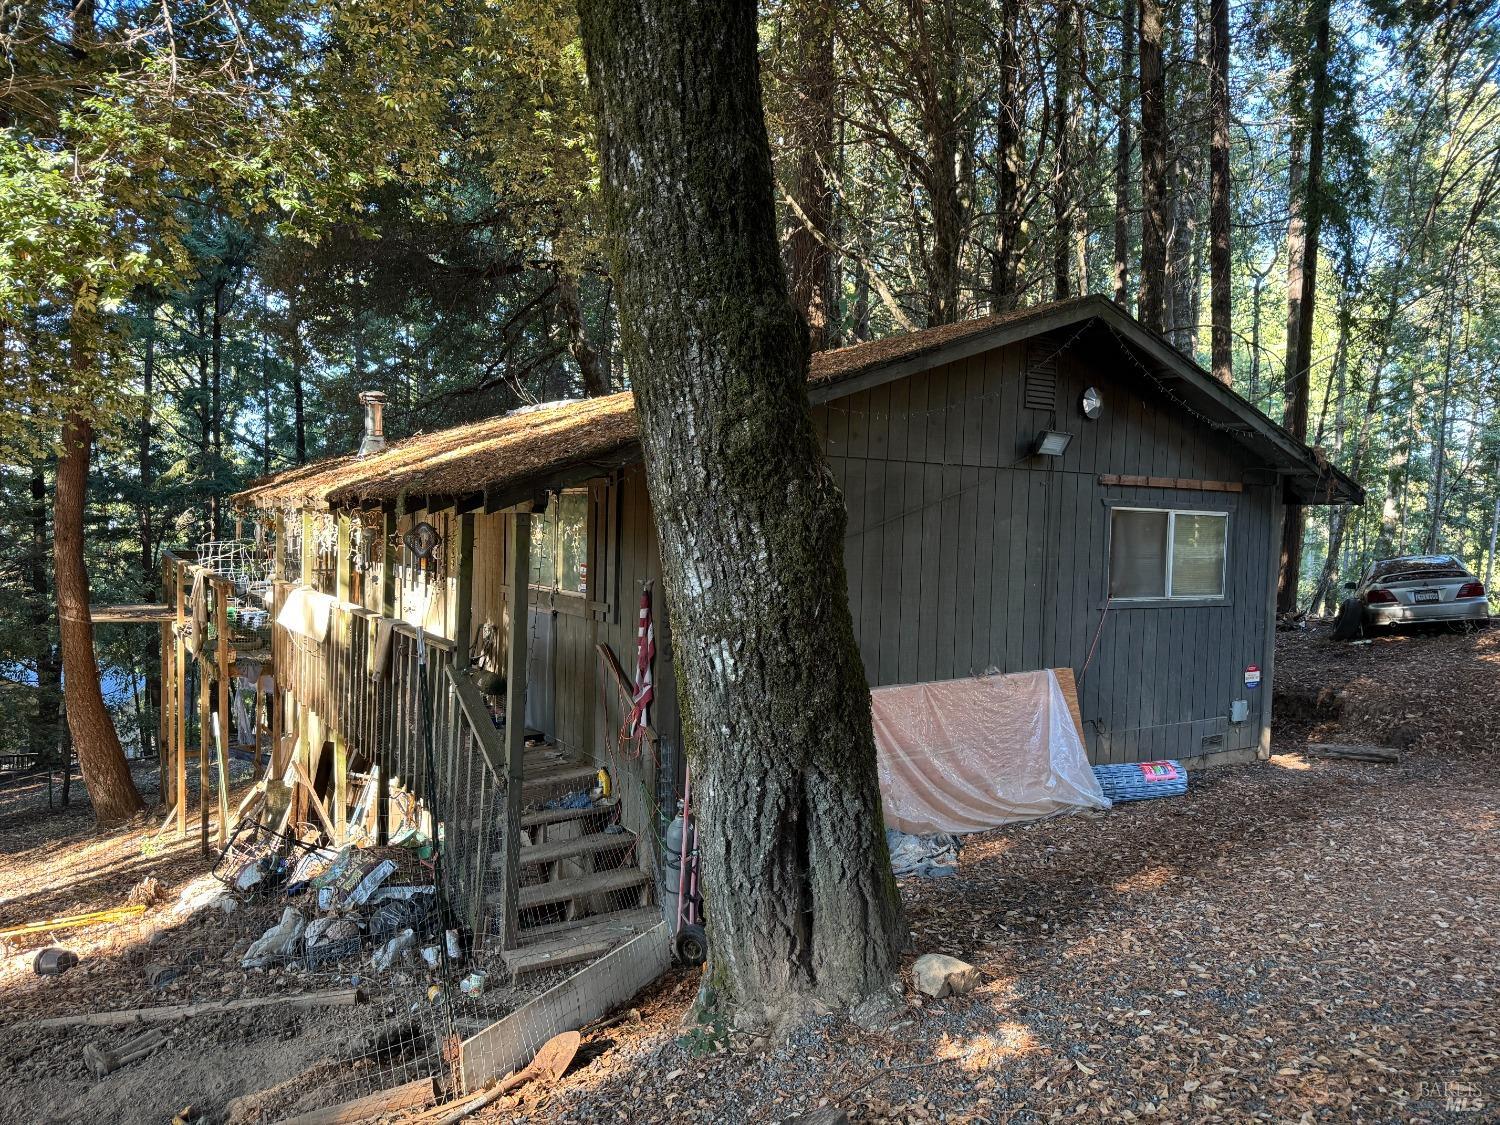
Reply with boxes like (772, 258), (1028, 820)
(1365, 588), (1397, 604)
(1458, 581), (1485, 599)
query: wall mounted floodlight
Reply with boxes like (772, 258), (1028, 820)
(1033, 430), (1073, 457)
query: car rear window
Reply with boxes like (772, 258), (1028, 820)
(1368, 556), (1470, 582)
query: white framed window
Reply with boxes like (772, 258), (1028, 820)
(1108, 507), (1228, 600)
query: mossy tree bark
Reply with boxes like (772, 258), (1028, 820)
(577, 0), (905, 1028)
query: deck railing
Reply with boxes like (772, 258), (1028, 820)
(265, 581), (517, 943)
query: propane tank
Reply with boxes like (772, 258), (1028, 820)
(664, 799), (689, 864)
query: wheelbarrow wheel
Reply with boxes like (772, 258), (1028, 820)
(673, 923), (708, 967)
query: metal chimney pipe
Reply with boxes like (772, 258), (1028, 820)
(358, 391), (387, 456)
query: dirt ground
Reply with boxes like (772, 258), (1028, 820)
(2, 623), (1495, 1123)
(493, 624), (1498, 1125)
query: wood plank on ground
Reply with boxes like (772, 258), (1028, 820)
(459, 922), (669, 1092)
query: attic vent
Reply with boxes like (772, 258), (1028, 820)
(1200, 733), (1226, 753)
(1024, 342), (1058, 411)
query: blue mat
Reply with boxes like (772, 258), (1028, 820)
(1093, 760), (1188, 802)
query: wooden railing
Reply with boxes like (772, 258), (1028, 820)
(242, 580), (524, 946)
(437, 665), (514, 944)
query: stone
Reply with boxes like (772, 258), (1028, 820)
(911, 953), (980, 998)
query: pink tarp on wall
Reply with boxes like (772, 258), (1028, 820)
(872, 670), (1109, 835)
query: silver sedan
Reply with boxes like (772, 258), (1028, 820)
(1334, 555), (1490, 638)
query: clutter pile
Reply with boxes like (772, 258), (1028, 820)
(885, 830), (960, 880)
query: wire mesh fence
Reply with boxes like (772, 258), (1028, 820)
(199, 657), (668, 1108)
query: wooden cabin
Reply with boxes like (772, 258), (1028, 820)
(216, 295), (1358, 969)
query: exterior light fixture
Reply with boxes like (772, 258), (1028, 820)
(1081, 386), (1103, 419)
(1033, 430), (1073, 457)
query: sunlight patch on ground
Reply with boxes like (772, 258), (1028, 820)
(957, 834), (1018, 864)
(1270, 753), (1313, 771)
(933, 1023), (1036, 1071)
(1110, 864), (1177, 894)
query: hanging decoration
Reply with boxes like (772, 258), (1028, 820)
(404, 521), (443, 577)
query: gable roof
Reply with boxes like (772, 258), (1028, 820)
(233, 294), (1361, 513)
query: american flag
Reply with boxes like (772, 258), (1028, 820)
(626, 583), (655, 737)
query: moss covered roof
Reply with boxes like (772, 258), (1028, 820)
(232, 295), (1359, 511)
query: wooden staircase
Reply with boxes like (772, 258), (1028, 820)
(492, 739), (658, 976)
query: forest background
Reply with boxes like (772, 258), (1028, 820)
(2, 0), (1496, 772)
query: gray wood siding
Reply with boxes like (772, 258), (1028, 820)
(818, 338), (1277, 765)
(468, 466), (680, 845)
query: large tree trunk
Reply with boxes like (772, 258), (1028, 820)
(1276, 0), (1330, 614)
(1166, 11), (1206, 355)
(1137, 0), (1168, 332)
(785, 2), (839, 351)
(57, 385), (145, 826)
(578, 0), (904, 1029)
(917, 2), (964, 328)
(1208, 0), (1232, 384)
(1112, 0), (1135, 308)
(1051, 0), (1074, 301)
(991, 0), (1023, 312)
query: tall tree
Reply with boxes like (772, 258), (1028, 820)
(1208, 0), (1232, 384)
(1051, 1), (1076, 300)
(577, 0), (905, 1028)
(782, 3), (840, 351)
(52, 0), (145, 824)
(1113, 0), (1136, 308)
(1277, 0), (1331, 613)
(1138, 0), (1168, 332)
(991, 0), (1025, 312)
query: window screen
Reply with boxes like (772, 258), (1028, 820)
(1109, 508), (1228, 600)
(557, 491), (588, 594)
(530, 506), (555, 587)
(1109, 510), (1168, 598)
(1171, 513), (1228, 596)
(530, 491), (590, 595)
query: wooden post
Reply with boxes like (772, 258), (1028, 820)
(272, 511), (287, 584)
(293, 509), (315, 833)
(377, 506), (397, 845)
(333, 513), (351, 838)
(214, 577), (233, 849)
(301, 510), (315, 587)
(453, 511), (475, 669)
(158, 558), (172, 804)
(197, 578), (211, 855)
(500, 506), (533, 949)
(174, 560), (187, 839)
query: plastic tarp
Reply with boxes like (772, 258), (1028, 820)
(873, 670), (1110, 835)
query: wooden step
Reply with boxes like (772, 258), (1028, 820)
(520, 798), (616, 831)
(513, 830), (635, 868)
(516, 905), (661, 944)
(521, 763), (598, 800)
(501, 908), (661, 976)
(507, 867), (651, 911)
